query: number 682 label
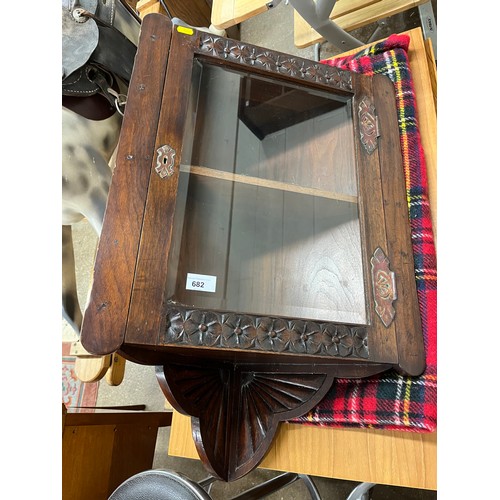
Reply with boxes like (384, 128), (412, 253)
(186, 273), (217, 293)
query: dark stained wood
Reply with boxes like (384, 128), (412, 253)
(372, 74), (424, 376)
(237, 77), (344, 139)
(156, 361), (335, 481)
(118, 342), (393, 373)
(125, 27), (199, 346)
(352, 73), (399, 365)
(81, 14), (426, 482)
(159, 305), (370, 359)
(80, 14), (173, 355)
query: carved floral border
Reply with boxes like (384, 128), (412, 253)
(197, 33), (353, 92)
(162, 306), (368, 359)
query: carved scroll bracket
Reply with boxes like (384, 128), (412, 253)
(371, 247), (397, 327)
(156, 361), (335, 481)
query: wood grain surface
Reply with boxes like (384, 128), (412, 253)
(80, 14), (173, 355)
(211, 0), (270, 29)
(169, 410), (437, 489)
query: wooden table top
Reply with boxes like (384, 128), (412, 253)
(168, 27), (437, 490)
(293, 0), (431, 48)
(210, 0), (431, 51)
(210, 0), (381, 32)
(211, 0), (270, 30)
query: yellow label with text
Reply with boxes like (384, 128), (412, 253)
(177, 26), (194, 36)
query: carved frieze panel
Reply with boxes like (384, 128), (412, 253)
(198, 33), (352, 92)
(162, 306), (369, 359)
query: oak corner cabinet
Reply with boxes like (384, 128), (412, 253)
(81, 13), (425, 481)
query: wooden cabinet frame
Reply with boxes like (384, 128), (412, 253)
(81, 14), (424, 481)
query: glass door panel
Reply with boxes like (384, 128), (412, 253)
(166, 59), (366, 324)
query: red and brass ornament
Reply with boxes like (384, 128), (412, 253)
(370, 247), (397, 327)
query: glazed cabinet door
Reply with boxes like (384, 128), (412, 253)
(82, 14), (424, 376)
(124, 21), (423, 376)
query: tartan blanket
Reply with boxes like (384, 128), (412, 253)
(290, 34), (437, 432)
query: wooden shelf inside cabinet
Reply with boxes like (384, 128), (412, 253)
(179, 165), (358, 203)
(81, 14), (425, 482)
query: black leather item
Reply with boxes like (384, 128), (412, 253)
(62, 64), (114, 98)
(91, 23), (137, 84)
(62, 0), (138, 97)
(108, 470), (213, 500)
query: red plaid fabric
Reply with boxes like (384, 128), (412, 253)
(290, 34), (437, 432)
